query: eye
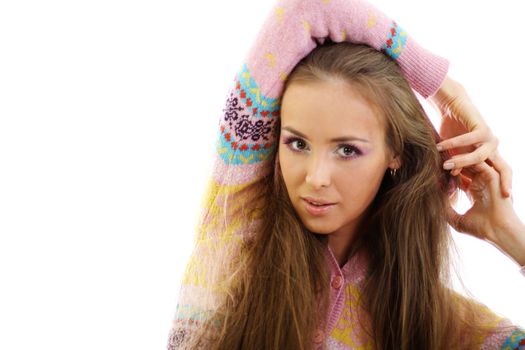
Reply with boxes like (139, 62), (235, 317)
(337, 144), (362, 159)
(283, 137), (308, 152)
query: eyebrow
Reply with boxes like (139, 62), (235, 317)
(281, 126), (369, 143)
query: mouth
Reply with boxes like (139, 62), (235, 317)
(302, 197), (336, 206)
(302, 198), (336, 216)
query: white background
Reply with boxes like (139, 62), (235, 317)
(0, 0), (523, 349)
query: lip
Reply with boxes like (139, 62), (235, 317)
(302, 197), (335, 205)
(302, 198), (336, 216)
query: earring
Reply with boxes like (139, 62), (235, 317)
(390, 168), (397, 177)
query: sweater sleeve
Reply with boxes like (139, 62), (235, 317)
(244, 0), (449, 101)
(482, 323), (525, 350)
(213, 0), (449, 187)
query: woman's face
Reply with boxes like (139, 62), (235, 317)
(278, 79), (399, 239)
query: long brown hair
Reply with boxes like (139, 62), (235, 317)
(174, 41), (514, 349)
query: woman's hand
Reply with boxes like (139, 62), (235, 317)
(447, 162), (525, 267)
(429, 76), (512, 198)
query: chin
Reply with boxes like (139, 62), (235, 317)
(302, 221), (336, 235)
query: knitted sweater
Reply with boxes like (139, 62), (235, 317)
(168, 0), (525, 348)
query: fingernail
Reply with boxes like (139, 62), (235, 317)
(443, 162), (454, 170)
(436, 144), (443, 151)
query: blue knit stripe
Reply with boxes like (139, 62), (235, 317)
(381, 21), (407, 60)
(237, 63), (280, 114)
(175, 303), (222, 327)
(216, 131), (275, 165)
(501, 328), (525, 350)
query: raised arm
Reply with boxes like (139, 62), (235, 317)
(244, 0), (448, 100)
(214, 0), (449, 185)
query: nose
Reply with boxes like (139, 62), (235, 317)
(305, 153), (331, 189)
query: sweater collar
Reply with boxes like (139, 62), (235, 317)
(325, 244), (369, 285)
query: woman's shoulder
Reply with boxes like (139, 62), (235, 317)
(450, 290), (525, 349)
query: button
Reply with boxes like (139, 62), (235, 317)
(331, 275), (344, 289)
(313, 329), (324, 343)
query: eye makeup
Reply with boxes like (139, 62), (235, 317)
(281, 135), (365, 160)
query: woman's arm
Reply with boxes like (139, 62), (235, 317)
(487, 205), (525, 272)
(243, 0), (449, 102)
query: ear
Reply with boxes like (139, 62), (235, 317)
(388, 154), (401, 171)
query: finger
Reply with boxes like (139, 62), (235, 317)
(489, 151), (513, 198)
(460, 162), (484, 178)
(443, 143), (495, 170)
(464, 161), (500, 192)
(457, 162), (497, 185)
(476, 161), (499, 183)
(451, 167), (462, 177)
(437, 128), (490, 151)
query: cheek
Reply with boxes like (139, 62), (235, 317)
(278, 153), (301, 184)
(337, 165), (385, 203)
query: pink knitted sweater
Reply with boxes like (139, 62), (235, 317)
(168, 0), (525, 348)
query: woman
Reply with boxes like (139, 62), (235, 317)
(168, 0), (524, 349)
(273, 42), (524, 349)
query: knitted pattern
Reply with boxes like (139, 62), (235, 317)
(217, 64), (278, 166)
(501, 329), (525, 350)
(381, 21), (407, 59)
(168, 0), (524, 348)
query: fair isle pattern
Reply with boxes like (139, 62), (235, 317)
(216, 64), (280, 165)
(169, 303), (223, 349)
(168, 304), (218, 349)
(501, 328), (525, 350)
(329, 283), (373, 348)
(381, 21), (407, 60)
(173, 304), (219, 329)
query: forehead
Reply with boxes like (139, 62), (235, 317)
(280, 79), (385, 140)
